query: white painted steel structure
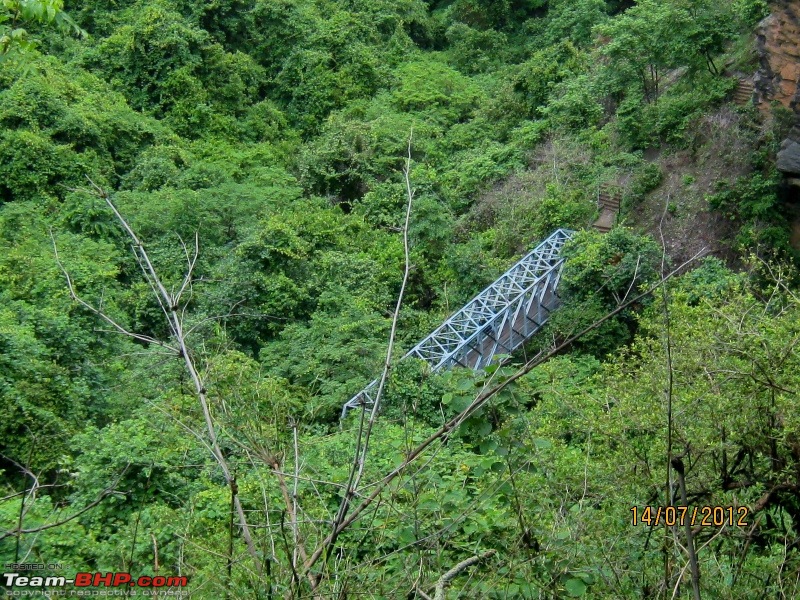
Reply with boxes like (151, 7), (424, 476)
(341, 228), (574, 418)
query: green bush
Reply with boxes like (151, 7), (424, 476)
(623, 162), (663, 207)
(543, 0), (607, 47)
(708, 171), (793, 256)
(492, 183), (595, 256)
(549, 228), (663, 355)
(560, 228), (663, 304)
(445, 23), (509, 73)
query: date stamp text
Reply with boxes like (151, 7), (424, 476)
(631, 506), (749, 527)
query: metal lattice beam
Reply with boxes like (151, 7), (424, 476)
(341, 228), (574, 417)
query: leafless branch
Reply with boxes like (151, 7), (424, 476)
(0, 483), (66, 504)
(51, 230), (177, 352)
(0, 466), (129, 542)
(174, 232), (199, 306)
(328, 130), (415, 563)
(57, 177), (264, 576)
(433, 550), (496, 600)
(620, 254), (642, 305)
(416, 587), (433, 600)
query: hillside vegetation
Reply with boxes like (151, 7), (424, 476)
(2, 0), (799, 598)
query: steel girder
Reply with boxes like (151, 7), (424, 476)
(341, 228), (574, 417)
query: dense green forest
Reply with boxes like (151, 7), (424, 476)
(2, 0), (800, 597)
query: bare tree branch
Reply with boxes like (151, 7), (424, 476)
(433, 550), (496, 600)
(57, 178), (264, 576)
(51, 230), (177, 352)
(174, 232), (199, 306)
(0, 466), (129, 542)
(328, 130), (415, 560)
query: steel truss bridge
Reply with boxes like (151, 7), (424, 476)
(341, 228), (574, 418)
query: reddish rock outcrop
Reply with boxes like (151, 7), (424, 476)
(754, 0), (800, 112)
(756, 2), (800, 176)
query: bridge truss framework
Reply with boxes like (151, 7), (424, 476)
(341, 228), (574, 417)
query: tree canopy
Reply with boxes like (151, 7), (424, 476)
(0, 0), (797, 598)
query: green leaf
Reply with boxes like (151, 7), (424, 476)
(475, 420), (492, 436)
(457, 377), (475, 391)
(564, 578), (587, 597)
(479, 440), (497, 454)
(575, 572), (595, 585)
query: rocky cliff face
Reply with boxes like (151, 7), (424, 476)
(755, 0), (800, 112)
(778, 127), (800, 176)
(755, 1), (800, 176)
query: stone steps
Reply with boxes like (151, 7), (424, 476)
(593, 208), (615, 233)
(592, 186), (622, 233)
(598, 192), (620, 210)
(733, 79), (754, 105)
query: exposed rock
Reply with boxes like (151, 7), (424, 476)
(777, 136), (800, 175)
(754, 1), (800, 112)
(756, 2), (800, 177)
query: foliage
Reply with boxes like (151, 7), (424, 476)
(0, 0), (83, 58)
(444, 22), (509, 74)
(1, 0), (798, 597)
(548, 228), (663, 354)
(597, 0), (736, 98)
(81, 2), (266, 135)
(708, 169), (792, 257)
(499, 278), (800, 598)
(542, 0), (607, 47)
(0, 57), (168, 199)
(626, 161), (664, 202)
(560, 228), (663, 304)
(615, 74), (736, 148)
(0, 202), (128, 474)
(509, 42), (583, 120)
